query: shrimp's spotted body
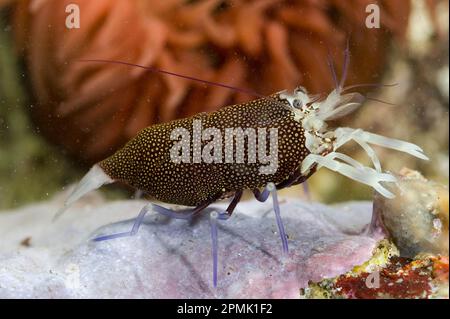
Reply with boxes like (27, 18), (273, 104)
(99, 95), (309, 206)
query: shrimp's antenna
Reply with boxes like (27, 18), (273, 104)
(78, 59), (299, 114)
(365, 97), (398, 106)
(339, 38), (351, 89)
(326, 52), (339, 89)
(343, 83), (399, 92)
(78, 59), (266, 99)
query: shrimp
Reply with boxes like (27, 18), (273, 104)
(54, 46), (428, 287)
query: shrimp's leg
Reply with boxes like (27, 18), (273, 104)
(94, 192), (241, 287)
(253, 186), (270, 202)
(143, 192), (241, 288)
(208, 192), (242, 287)
(209, 210), (229, 287)
(151, 189), (241, 220)
(253, 183), (289, 254)
(276, 169), (301, 189)
(93, 201), (212, 241)
(152, 201), (211, 220)
(209, 211), (219, 287)
(93, 203), (152, 241)
(222, 190), (243, 217)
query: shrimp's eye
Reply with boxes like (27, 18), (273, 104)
(293, 99), (302, 109)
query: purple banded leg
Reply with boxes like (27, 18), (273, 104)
(224, 190), (242, 217)
(209, 191), (241, 287)
(153, 201), (216, 285)
(210, 212), (219, 287)
(253, 186), (270, 202)
(93, 204), (151, 241)
(92, 201), (209, 241)
(267, 183), (289, 254)
(209, 210), (230, 287)
(253, 183), (289, 254)
(152, 200), (213, 220)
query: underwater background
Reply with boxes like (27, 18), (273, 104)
(0, 0), (448, 210)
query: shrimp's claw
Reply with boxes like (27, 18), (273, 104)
(335, 128), (430, 161)
(53, 165), (114, 222)
(301, 152), (398, 199)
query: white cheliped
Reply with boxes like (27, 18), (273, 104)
(280, 87), (429, 199)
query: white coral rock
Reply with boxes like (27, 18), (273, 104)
(0, 191), (382, 298)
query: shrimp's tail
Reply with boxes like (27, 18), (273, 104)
(53, 165), (114, 221)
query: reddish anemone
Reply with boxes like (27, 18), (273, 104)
(12, 0), (410, 164)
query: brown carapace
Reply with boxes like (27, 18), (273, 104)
(99, 94), (309, 207)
